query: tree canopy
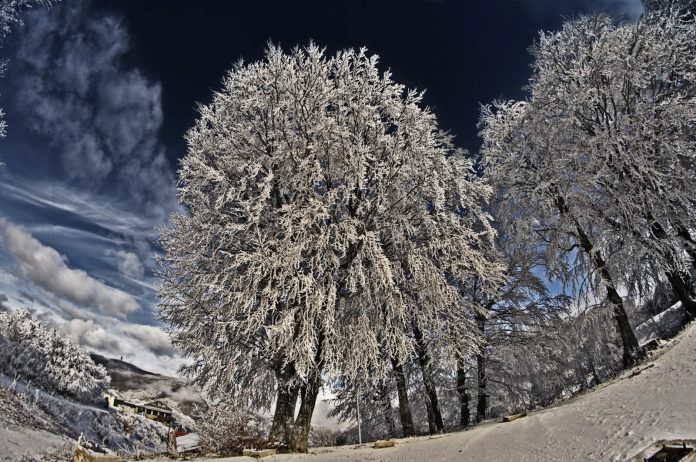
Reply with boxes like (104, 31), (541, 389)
(159, 44), (503, 451)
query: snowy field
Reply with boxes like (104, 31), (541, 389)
(190, 321), (696, 462)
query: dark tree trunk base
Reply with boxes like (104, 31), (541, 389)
(269, 362), (299, 449)
(391, 358), (415, 437)
(457, 364), (470, 428)
(287, 378), (321, 453)
(476, 314), (488, 423)
(413, 322), (445, 433)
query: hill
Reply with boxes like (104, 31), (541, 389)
(90, 353), (206, 418)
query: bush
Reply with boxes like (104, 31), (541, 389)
(195, 403), (268, 456)
(309, 426), (340, 447)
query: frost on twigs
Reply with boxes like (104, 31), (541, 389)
(479, 10), (696, 363)
(0, 309), (110, 403)
(158, 43), (504, 412)
(194, 401), (268, 456)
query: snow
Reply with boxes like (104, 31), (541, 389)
(0, 426), (70, 461)
(0, 374), (170, 458)
(0, 386), (72, 461)
(635, 302), (685, 346)
(190, 320), (696, 462)
(176, 432), (201, 453)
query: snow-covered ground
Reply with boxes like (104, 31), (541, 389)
(0, 374), (170, 459)
(193, 320), (696, 462)
(0, 387), (71, 461)
(635, 302), (685, 346)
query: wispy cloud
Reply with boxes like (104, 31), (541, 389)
(10, 0), (176, 220)
(111, 250), (146, 279)
(0, 219), (139, 318)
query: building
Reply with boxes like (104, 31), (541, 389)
(104, 393), (173, 425)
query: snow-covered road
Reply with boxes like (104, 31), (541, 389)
(203, 321), (696, 462)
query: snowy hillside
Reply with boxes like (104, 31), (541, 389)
(91, 353), (205, 418)
(0, 375), (170, 460)
(0, 354), (195, 460)
(0, 387), (71, 461)
(196, 320), (696, 462)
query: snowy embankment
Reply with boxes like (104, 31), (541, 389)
(635, 302), (685, 346)
(0, 387), (71, 461)
(0, 374), (169, 460)
(198, 320), (696, 462)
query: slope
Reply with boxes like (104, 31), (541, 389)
(90, 353), (205, 417)
(213, 320), (696, 462)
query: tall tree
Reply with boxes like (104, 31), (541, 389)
(391, 357), (416, 437)
(159, 44), (503, 452)
(480, 12), (696, 365)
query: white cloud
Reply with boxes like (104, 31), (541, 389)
(0, 219), (139, 318)
(113, 250), (145, 279)
(123, 323), (178, 359)
(0, 267), (183, 375)
(67, 318), (133, 355)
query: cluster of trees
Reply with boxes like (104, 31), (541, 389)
(159, 0), (696, 451)
(480, 1), (696, 369)
(0, 309), (110, 402)
(159, 43), (504, 452)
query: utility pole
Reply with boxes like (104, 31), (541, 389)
(356, 384), (362, 445)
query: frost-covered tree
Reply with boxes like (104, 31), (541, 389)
(461, 228), (569, 423)
(485, 305), (621, 417)
(0, 309), (110, 402)
(159, 43), (503, 452)
(643, 0), (695, 15)
(480, 12), (696, 366)
(328, 376), (399, 441)
(0, 0), (53, 36)
(542, 12), (696, 320)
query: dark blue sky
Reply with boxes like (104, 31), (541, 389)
(0, 0), (643, 374)
(98, 0), (643, 158)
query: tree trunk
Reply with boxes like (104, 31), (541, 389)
(390, 357), (415, 437)
(379, 382), (396, 439)
(651, 221), (696, 321)
(269, 384), (299, 448)
(556, 195), (641, 368)
(456, 362), (470, 428)
(424, 397), (437, 435)
(287, 378), (321, 453)
(284, 326), (325, 453)
(269, 361), (299, 449)
(665, 270), (696, 321)
(675, 224), (696, 268)
(475, 313), (488, 423)
(412, 322), (444, 434)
